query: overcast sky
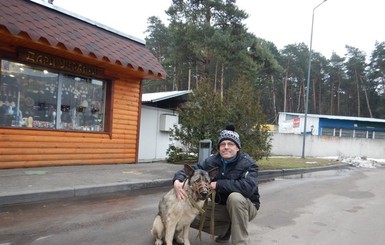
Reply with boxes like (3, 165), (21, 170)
(53, 0), (384, 59)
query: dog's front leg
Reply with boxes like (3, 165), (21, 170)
(182, 225), (191, 245)
(164, 221), (177, 245)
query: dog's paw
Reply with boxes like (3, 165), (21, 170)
(154, 239), (163, 245)
(174, 237), (184, 244)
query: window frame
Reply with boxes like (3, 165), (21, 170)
(0, 59), (111, 133)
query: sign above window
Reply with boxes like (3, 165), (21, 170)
(18, 48), (103, 77)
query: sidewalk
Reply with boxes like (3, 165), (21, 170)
(0, 162), (349, 206)
(0, 162), (183, 206)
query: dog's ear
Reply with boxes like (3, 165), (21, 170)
(184, 164), (195, 178)
(208, 167), (219, 180)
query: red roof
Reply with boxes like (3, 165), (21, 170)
(0, 0), (166, 80)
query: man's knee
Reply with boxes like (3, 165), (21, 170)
(226, 192), (247, 209)
(226, 192), (257, 221)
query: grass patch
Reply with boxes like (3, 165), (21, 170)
(171, 156), (341, 170)
(258, 156), (339, 170)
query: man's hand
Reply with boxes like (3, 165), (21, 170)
(173, 180), (188, 200)
(210, 181), (217, 190)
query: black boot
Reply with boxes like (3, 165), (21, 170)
(215, 224), (231, 243)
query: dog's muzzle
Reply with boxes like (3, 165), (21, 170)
(195, 182), (211, 200)
(200, 190), (209, 197)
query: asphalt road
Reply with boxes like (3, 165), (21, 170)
(1, 167), (384, 245)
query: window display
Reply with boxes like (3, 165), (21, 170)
(0, 60), (106, 132)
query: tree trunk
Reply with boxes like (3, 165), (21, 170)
(337, 78), (341, 115)
(297, 82), (302, 113)
(355, 69), (361, 117)
(283, 68), (288, 112)
(329, 79), (334, 114)
(271, 74), (278, 123)
(172, 66), (177, 91)
(364, 88), (373, 117)
(360, 75), (373, 117)
(195, 65), (199, 89)
(220, 63), (224, 101)
(318, 78), (322, 114)
(214, 62), (218, 93)
(312, 78), (316, 113)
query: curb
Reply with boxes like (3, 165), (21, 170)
(258, 163), (350, 181)
(0, 179), (172, 206)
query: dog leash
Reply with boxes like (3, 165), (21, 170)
(196, 189), (216, 245)
(188, 195), (206, 214)
(210, 190), (216, 244)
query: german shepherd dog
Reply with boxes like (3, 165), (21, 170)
(151, 164), (218, 245)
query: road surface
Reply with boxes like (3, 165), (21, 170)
(1, 167), (384, 245)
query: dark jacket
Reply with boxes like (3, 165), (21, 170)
(173, 152), (260, 210)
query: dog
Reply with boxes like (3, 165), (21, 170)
(151, 164), (218, 245)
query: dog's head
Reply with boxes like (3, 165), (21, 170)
(184, 164), (219, 201)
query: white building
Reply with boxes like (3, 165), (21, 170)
(278, 112), (385, 139)
(138, 90), (192, 162)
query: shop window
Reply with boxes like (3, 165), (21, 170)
(0, 60), (106, 132)
(340, 129), (353, 138)
(354, 130), (367, 138)
(374, 131), (385, 139)
(321, 127), (334, 136)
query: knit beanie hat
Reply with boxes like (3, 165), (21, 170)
(217, 125), (241, 149)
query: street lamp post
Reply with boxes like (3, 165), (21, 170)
(301, 0), (327, 158)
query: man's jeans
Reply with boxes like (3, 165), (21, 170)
(191, 192), (258, 245)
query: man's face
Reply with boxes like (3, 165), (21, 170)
(218, 140), (239, 160)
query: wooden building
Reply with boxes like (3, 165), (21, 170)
(0, 0), (166, 168)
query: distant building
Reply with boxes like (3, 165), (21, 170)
(278, 112), (385, 139)
(139, 90), (192, 162)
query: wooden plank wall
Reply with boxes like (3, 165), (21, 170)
(0, 80), (141, 169)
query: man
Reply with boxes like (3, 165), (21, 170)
(173, 125), (260, 245)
